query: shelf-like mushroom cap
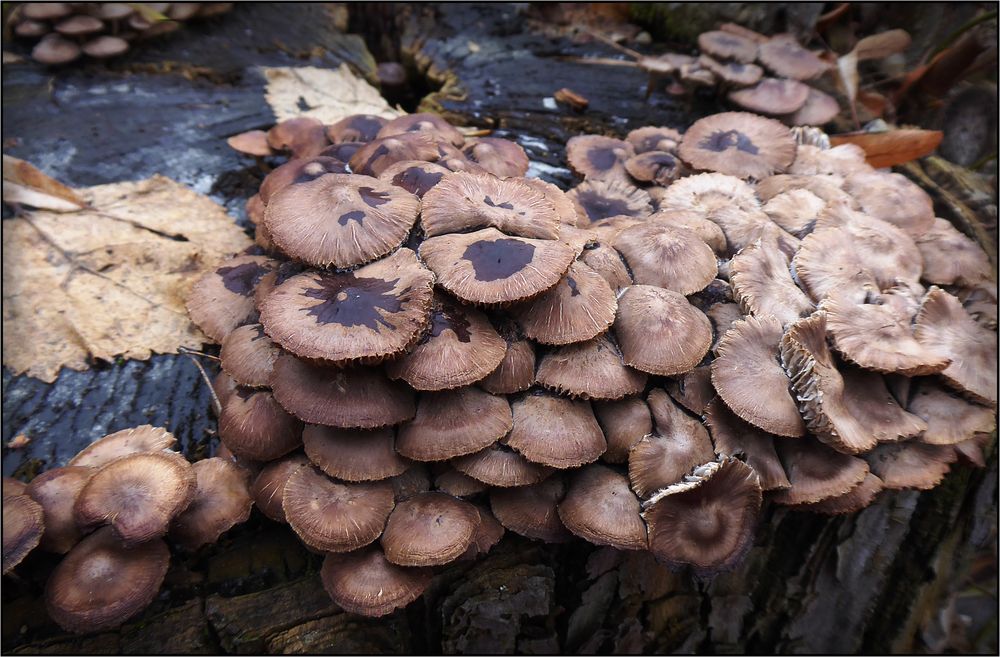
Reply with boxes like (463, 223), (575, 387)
(434, 468), (489, 497)
(624, 151), (685, 186)
(451, 441), (553, 487)
(80, 34), (130, 59)
(186, 255), (279, 343)
(908, 381), (996, 445)
(32, 33), (81, 65)
(506, 392), (607, 468)
(664, 365), (715, 415)
(567, 179), (653, 223)
(22, 2), (73, 20)
(220, 324), (280, 388)
(789, 144), (869, 177)
(419, 227), (576, 305)
(25, 467), (93, 554)
(771, 439), (869, 505)
(757, 37), (830, 80)
(626, 126), (684, 154)
(479, 333), (536, 394)
(511, 260), (617, 345)
(566, 135), (635, 182)
(263, 174), (420, 269)
(794, 472), (884, 515)
(842, 170), (935, 238)
(257, 156), (348, 204)
(218, 388), (303, 461)
(303, 425), (409, 481)
(227, 130), (275, 158)
(250, 453), (310, 523)
(377, 112), (465, 147)
(3, 493), (44, 574)
(698, 30), (759, 62)
(348, 133), (440, 177)
(396, 387), (513, 461)
(462, 138), (530, 178)
(44, 527), (169, 633)
(326, 114), (389, 144)
(822, 291), (949, 375)
(916, 217), (993, 287)
(558, 464), (647, 550)
(761, 188), (825, 237)
(614, 285), (713, 376)
(489, 474), (573, 542)
(728, 79), (811, 116)
(420, 171), (561, 239)
(643, 458), (762, 574)
(731, 239), (814, 327)
(385, 294), (507, 390)
(579, 242), (633, 291)
(593, 397), (652, 464)
(270, 354), (415, 428)
(699, 56), (764, 86)
(786, 88), (840, 126)
(613, 222), (717, 295)
(169, 458), (252, 550)
(320, 547), (432, 617)
(866, 442), (957, 490)
(74, 452), (197, 546)
(266, 117), (329, 159)
(259, 248), (433, 364)
(792, 227), (877, 303)
(704, 398), (790, 490)
(381, 491), (480, 566)
(378, 159), (450, 198)
(679, 112), (796, 180)
(914, 287), (998, 406)
(283, 466), (394, 552)
(69, 425), (177, 469)
(536, 334), (648, 401)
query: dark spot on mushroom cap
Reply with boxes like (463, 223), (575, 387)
(483, 196), (515, 211)
(428, 304), (472, 342)
(575, 191), (633, 221)
(294, 159), (347, 184)
(567, 277), (581, 296)
(303, 274), (402, 330)
(338, 210), (366, 226)
(587, 148), (619, 171)
(393, 168), (444, 197)
(344, 116), (385, 141)
(699, 130), (759, 155)
(462, 238), (536, 282)
(218, 262), (269, 296)
(359, 187), (391, 208)
(359, 143), (392, 174)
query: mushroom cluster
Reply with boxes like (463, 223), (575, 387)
(192, 107), (995, 616)
(7, 2), (234, 65)
(2, 426), (251, 633)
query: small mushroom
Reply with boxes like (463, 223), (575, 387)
(579, 241), (634, 291)
(728, 78), (811, 116)
(866, 442), (957, 490)
(842, 170), (935, 238)
(612, 222), (718, 294)
(257, 156), (347, 204)
(511, 260), (617, 345)
(593, 397), (652, 464)
(557, 464), (647, 550)
(69, 425), (177, 468)
(396, 387), (513, 461)
(479, 330), (536, 395)
(614, 285), (712, 376)
(761, 189), (825, 236)
(463, 138), (530, 178)
(377, 112), (465, 147)
(170, 457), (253, 550)
(451, 440), (553, 488)
(266, 117), (329, 159)
(219, 324), (280, 388)
(658, 171), (761, 216)
(771, 439), (869, 505)
(32, 33), (82, 65)
(505, 392), (607, 468)
(698, 55), (764, 87)
(326, 114), (389, 144)
(349, 133), (440, 177)
(54, 15), (104, 36)
(81, 36), (130, 59)
(186, 255), (279, 343)
(489, 474), (573, 542)
(250, 453), (309, 523)
(218, 388), (303, 461)
(567, 179), (653, 223)
(794, 472), (884, 515)
(698, 30), (759, 63)
(434, 468), (488, 497)
(757, 36), (830, 80)
(730, 239), (815, 326)
(624, 151), (685, 185)
(908, 381), (996, 445)
(320, 547), (432, 617)
(22, 3), (73, 20)
(3, 492), (44, 574)
(303, 425), (408, 482)
(25, 466), (93, 554)
(626, 126), (683, 154)
(664, 365), (715, 415)
(785, 88), (840, 126)
(381, 491), (481, 566)
(566, 135), (635, 182)
(703, 398), (790, 491)
(679, 112), (797, 180)
(535, 334), (648, 401)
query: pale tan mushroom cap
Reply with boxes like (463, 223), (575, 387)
(69, 425), (177, 469)
(678, 112), (797, 180)
(558, 464), (647, 551)
(615, 285), (713, 376)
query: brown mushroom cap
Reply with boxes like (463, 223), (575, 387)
(434, 468), (488, 497)
(186, 255), (278, 343)
(419, 227), (576, 305)
(3, 493), (44, 574)
(219, 323), (280, 388)
(664, 365), (715, 416)
(74, 452), (197, 546)
(579, 241), (634, 291)
(378, 159), (450, 198)
(257, 157), (349, 205)
(731, 239), (814, 326)
(169, 458), (252, 550)
(757, 37), (830, 80)
(511, 260), (617, 345)
(282, 466), (394, 552)
(679, 112), (797, 180)
(266, 117), (329, 159)
(320, 547), (432, 617)
(613, 222), (718, 294)
(381, 492), (480, 566)
(218, 388), (304, 461)
(270, 354), (415, 428)
(699, 56), (764, 86)
(420, 171), (561, 239)
(22, 2), (72, 20)
(704, 398), (790, 490)
(303, 425), (409, 481)
(520, 177), (580, 226)
(558, 464), (647, 550)
(792, 227), (877, 303)
(506, 393), (607, 468)
(14, 18), (49, 38)
(761, 189), (825, 237)
(25, 467), (93, 554)
(396, 387), (513, 461)
(786, 88), (840, 126)
(698, 30), (758, 62)
(842, 170), (935, 238)
(866, 442), (957, 490)
(614, 285), (713, 376)
(323, 140), (370, 162)
(226, 130), (274, 157)
(250, 453), (309, 523)
(908, 381), (996, 445)
(771, 439), (870, 505)
(788, 144), (869, 178)
(263, 174), (420, 269)
(643, 458), (762, 574)
(44, 527), (169, 633)
(326, 114), (389, 144)
(81, 35), (130, 60)
(32, 33), (82, 65)
(914, 287), (998, 406)
(794, 472), (884, 515)
(658, 172), (761, 217)
(728, 79), (811, 115)
(624, 151), (685, 186)
(593, 397), (653, 464)
(385, 294), (507, 391)
(463, 138), (530, 178)
(259, 248), (434, 365)
(451, 441), (553, 488)
(626, 126), (684, 154)
(536, 334), (648, 401)
(3, 477), (28, 497)
(566, 135), (635, 182)
(479, 333), (536, 394)
(69, 425), (177, 469)
(915, 218), (993, 287)
(489, 474), (573, 542)
(348, 133), (440, 177)
(567, 179), (653, 223)
(378, 112), (465, 147)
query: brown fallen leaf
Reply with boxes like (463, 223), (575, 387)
(7, 434), (31, 449)
(829, 129), (944, 168)
(2, 155), (86, 212)
(554, 87), (589, 110)
(2, 174), (252, 382)
(262, 64), (403, 125)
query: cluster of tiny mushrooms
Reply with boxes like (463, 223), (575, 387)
(7, 2), (234, 65)
(3, 27), (998, 634)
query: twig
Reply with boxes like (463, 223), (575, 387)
(178, 346), (222, 416)
(579, 27), (644, 61)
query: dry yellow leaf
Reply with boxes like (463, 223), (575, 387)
(262, 64), (403, 125)
(2, 175), (252, 382)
